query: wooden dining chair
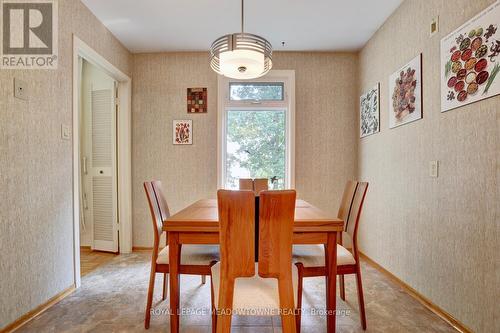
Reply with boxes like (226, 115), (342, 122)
(293, 181), (357, 274)
(211, 190), (301, 333)
(253, 178), (269, 194)
(293, 181), (369, 330)
(152, 180), (212, 287)
(238, 178), (254, 191)
(143, 181), (219, 329)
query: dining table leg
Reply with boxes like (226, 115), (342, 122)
(325, 232), (337, 333)
(168, 232), (181, 333)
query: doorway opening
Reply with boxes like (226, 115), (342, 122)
(72, 36), (132, 287)
(78, 59), (119, 276)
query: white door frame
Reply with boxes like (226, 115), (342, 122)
(72, 35), (132, 287)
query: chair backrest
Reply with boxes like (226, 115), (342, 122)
(217, 190), (256, 279)
(239, 178), (254, 191)
(151, 180), (171, 221)
(258, 190), (296, 279)
(144, 181), (163, 252)
(253, 178), (269, 194)
(337, 180), (358, 232)
(346, 182), (369, 259)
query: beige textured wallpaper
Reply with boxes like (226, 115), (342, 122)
(131, 52), (358, 247)
(0, 0), (131, 328)
(132, 53), (219, 247)
(358, 0), (499, 332)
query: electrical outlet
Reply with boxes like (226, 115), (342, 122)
(14, 78), (29, 100)
(61, 124), (71, 141)
(430, 16), (439, 37)
(429, 160), (439, 178)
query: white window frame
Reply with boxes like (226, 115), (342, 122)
(217, 70), (296, 189)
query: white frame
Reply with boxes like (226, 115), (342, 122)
(172, 119), (193, 145)
(72, 35), (132, 287)
(360, 83), (380, 138)
(217, 70), (296, 189)
(388, 54), (423, 129)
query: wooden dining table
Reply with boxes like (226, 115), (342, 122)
(163, 198), (344, 333)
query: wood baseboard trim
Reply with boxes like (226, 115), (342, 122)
(80, 246), (91, 250)
(132, 246), (153, 251)
(359, 252), (473, 333)
(132, 246), (168, 253)
(1, 284), (76, 333)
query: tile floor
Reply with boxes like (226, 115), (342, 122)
(17, 252), (458, 333)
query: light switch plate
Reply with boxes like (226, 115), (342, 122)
(61, 124), (71, 140)
(14, 78), (29, 100)
(429, 160), (439, 178)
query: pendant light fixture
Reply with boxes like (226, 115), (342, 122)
(210, 0), (272, 79)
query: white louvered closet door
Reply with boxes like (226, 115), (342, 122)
(89, 86), (118, 252)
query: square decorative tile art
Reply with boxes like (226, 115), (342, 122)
(173, 120), (192, 145)
(187, 88), (207, 113)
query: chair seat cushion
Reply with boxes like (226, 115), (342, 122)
(292, 244), (356, 267)
(156, 245), (219, 265)
(211, 263), (298, 315)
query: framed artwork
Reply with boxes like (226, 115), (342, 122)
(187, 88), (207, 113)
(360, 83), (380, 137)
(173, 120), (192, 145)
(389, 54), (423, 128)
(440, 1), (500, 112)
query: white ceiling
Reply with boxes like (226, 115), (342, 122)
(81, 0), (403, 53)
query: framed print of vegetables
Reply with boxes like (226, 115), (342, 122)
(389, 54), (423, 128)
(360, 83), (380, 137)
(173, 120), (192, 145)
(441, 0), (500, 112)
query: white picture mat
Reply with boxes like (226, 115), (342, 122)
(440, 1), (500, 112)
(360, 83), (380, 138)
(172, 119), (192, 144)
(388, 54), (423, 129)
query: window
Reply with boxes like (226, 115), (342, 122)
(226, 109), (286, 189)
(229, 82), (284, 101)
(218, 71), (295, 190)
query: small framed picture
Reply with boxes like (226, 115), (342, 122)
(187, 88), (207, 113)
(173, 120), (192, 145)
(389, 54), (423, 128)
(360, 83), (380, 138)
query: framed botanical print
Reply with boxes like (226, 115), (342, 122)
(440, 1), (500, 112)
(173, 120), (192, 145)
(360, 83), (380, 137)
(389, 54), (423, 128)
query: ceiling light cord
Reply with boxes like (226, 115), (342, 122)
(241, 0), (244, 33)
